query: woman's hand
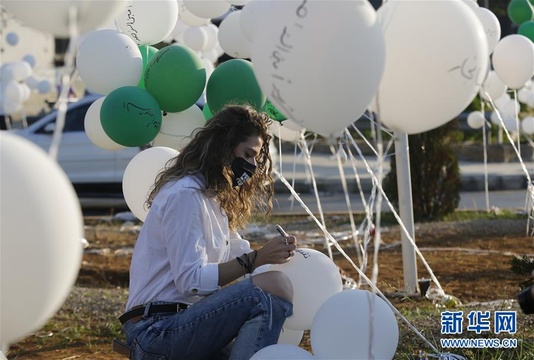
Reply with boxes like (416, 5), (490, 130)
(255, 235), (297, 267)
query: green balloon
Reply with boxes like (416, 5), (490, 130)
(137, 45), (158, 89)
(263, 99), (287, 122)
(145, 45), (206, 113)
(508, 0), (533, 26)
(202, 103), (213, 120)
(518, 20), (534, 42)
(206, 59), (266, 114)
(100, 86), (162, 147)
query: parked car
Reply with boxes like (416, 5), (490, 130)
(11, 95), (141, 195)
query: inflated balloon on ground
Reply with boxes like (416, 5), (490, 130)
(269, 248), (343, 330)
(311, 290), (399, 360)
(145, 45), (206, 113)
(100, 86), (162, 147)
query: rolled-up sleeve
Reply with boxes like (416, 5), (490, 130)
(229, 231), (252, 258)
(160, 189), (220, 296)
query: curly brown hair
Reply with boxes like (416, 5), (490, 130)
(146, 104), (274, 231)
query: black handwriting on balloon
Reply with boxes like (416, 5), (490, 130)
(124, 102), (159, 129)
(296, 0), (308, 18)
(448, 57), (478, 81)
(279, 27), (293, 50)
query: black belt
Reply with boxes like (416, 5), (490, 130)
(119, 303), (189, 325)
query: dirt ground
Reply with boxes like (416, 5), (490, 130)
(5, 215), (534, 359)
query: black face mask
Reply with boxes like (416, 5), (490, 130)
(231, 157), (256, 187)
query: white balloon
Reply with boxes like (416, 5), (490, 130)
(0, 133), (83, 349)
(270, 248), (343, 330)
(490, 111), (501, 126)
(183, 26), (208, 52)
(123, 146), (179, 222)
(76, 29), (143, 95)
(152, 105), (206, 150)
(203, 48), (220, 63)
(493, 92), (511, 111)
(1, 99), (22, 114)
(461, 0), (479, 10)
(473, 7), (501, 55)
(278, 328), (304, 346)
(269, 121), (305, 144)
(19, 83), (31, 101)
(11, 61), (32, 81)
(502, 116), (519, 132)
(203, 23), (219, 51)
(4, 81), (23, 104)
(492, 35), (534, 90)
(218, 11), (251, 59)
(517, 87), (532, 104)
(1, 0), (126, 38)
(0, 65), (15, 82)
(311, 290), (399, 360)
(521, 116), (534, 135)
(239, 0), (267, 42)
(467, 111), (486, 129)
(250, 344), (314, 360)
(183, 0), (231, 20)
(178, 1), (210, 27)
(117, 0), (178, 45)
(377, 0), (489, 134)
(252, 0), (385, 138)
(281, 119), (306, 132)
(227, 0), (248, 5)
(84, 97), (125, 151)
(480, 70), (507, 101)
(502, 99), (520, 118)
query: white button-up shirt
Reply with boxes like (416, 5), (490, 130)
(126, 175), (251, 310)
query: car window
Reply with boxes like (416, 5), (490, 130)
(63, 104), (90, 132)
(35, 103), (91, 134)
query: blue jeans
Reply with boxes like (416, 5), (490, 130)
(123, 278), (293, 360)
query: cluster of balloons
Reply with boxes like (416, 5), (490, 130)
(507, 0), (534, 42)
(251, 249), (398, 359)
(0, 58), (52, 115)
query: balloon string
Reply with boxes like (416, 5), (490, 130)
(49, 5), (79, 160)
(344, 130), (445, 292)
(484, 90), (532, 186)
(481, 98), (490, 212)
(273, 168), (441, 354)
(330, 143), (363, 269)
(297, 135), (333, 259)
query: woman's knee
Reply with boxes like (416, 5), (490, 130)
(252, 271), (293, 303)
